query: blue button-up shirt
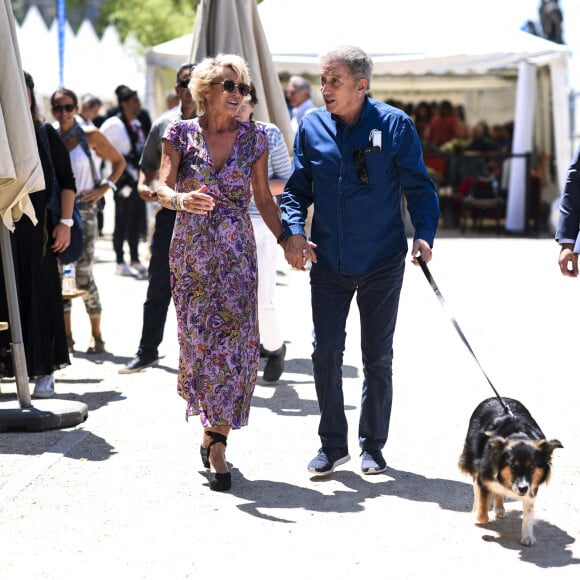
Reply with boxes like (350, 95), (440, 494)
(281, 97), (440, 275)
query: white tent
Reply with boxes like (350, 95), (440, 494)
(145, 0), (571, 230)
(16, 7), (145, 106)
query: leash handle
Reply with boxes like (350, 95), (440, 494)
(416, 256), (512, 416)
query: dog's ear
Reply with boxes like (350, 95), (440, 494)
(536, 439), (563, 454)
(488, 436), (506, 450)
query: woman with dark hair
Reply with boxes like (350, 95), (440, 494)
(51, 87), (125, 354)
(0, 72), (76, 398)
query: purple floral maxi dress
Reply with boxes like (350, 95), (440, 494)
(164, 119), (268, 428)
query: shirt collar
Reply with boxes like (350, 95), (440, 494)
(329, 95), (371, 127)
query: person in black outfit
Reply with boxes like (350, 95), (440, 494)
(0, 72), (76, 398)
(119, 64), (196, 373)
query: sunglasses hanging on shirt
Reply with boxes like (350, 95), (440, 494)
(353, 148), (369, 184)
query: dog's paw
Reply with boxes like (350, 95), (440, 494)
(494, 508), (506, 519)
(520, 535), (537, 547)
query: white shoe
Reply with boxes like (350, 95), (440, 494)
(33, 374), (55, 398)
(116, 263), (138, 277)
(130, 261), (148, 279)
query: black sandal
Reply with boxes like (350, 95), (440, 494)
(199, 431), (232, 492)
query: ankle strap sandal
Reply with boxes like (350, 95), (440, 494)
(199, 430), (228, 469)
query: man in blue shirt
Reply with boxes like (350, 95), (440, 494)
(280, 45), (440, 476)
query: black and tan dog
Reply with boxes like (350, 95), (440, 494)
(459, 397), (562, 546)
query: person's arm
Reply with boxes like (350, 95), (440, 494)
(255, 148), (317, 270)
(81, 129), (126, 204)
(396, 116), (440, 264)
(137, 167), (159, 202)
(138, 122), (164, 202)
(556, 145), (580, 277)
(45, 124), (76, 253)
(253, 151), (285, 239)
(157, 139), (214, 214)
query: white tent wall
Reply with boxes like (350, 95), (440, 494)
(145, 34), (195, 120)
(15, 7), (145, 112)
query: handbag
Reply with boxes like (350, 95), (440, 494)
(38, 124), (83, 264)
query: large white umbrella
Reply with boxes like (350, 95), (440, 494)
(0, 0), (42, 230)
(0, 0), (87, 429)
(189, 0), (293, 150)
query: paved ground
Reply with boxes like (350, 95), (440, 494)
(0, 228), (579, 579)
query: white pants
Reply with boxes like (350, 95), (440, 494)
(251, 215), (283, 352)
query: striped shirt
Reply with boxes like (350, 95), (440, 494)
(248, 121), (292, 218)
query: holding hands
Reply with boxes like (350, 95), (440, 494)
(283, 234), (317, 271)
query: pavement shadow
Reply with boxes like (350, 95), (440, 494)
(215, 465), (471, 523)
(479, 511), (580, 567)
(49, 389), (126, 412)
(251, 381), (356, 417)
(65, 430), (116, 461)
(269, 356), (359, 379)
(0, 389), (125, 413)
(0, 424), (116, 460)
(71, 351), (178, 374)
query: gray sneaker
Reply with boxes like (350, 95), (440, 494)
(307, 447), (350, 475)
(360, 450), (387, 474)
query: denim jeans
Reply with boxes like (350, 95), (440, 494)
(310, 252), (405, 451)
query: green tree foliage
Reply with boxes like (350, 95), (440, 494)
(98, 0), (199, 47)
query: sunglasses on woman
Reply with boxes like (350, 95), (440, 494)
(52, 104), (76, 113)
(210, 80), (251, 97)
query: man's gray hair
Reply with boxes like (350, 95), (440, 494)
(288, 75), (312, 95)
(320, 45), (373, 89)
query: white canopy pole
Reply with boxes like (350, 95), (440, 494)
(550, 56), (572, 191)
(506, 61), (537, 232)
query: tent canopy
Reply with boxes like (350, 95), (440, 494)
(258, 0), (567, 76)
(145, 0), (571, 215)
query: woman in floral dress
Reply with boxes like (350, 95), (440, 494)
(157, 55), (287, 492)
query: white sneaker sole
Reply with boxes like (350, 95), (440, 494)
(362, 464), (388, 475)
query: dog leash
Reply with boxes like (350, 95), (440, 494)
(416, 256), (513, 416)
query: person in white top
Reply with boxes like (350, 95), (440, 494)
(51, 88), (125, 355)
(236, 84), (292, 382)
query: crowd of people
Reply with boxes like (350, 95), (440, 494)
(5, 43), (577, 496)
(385, 98), (514, 157)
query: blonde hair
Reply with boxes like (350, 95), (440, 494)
(190, 53), (251, 116)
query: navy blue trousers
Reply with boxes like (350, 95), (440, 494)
(137, 208), (175, 360)
(310, 253), (405, 451)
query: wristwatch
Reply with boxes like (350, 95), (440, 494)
(100, 179), (117, 192)
(60, 218), (74, 227)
